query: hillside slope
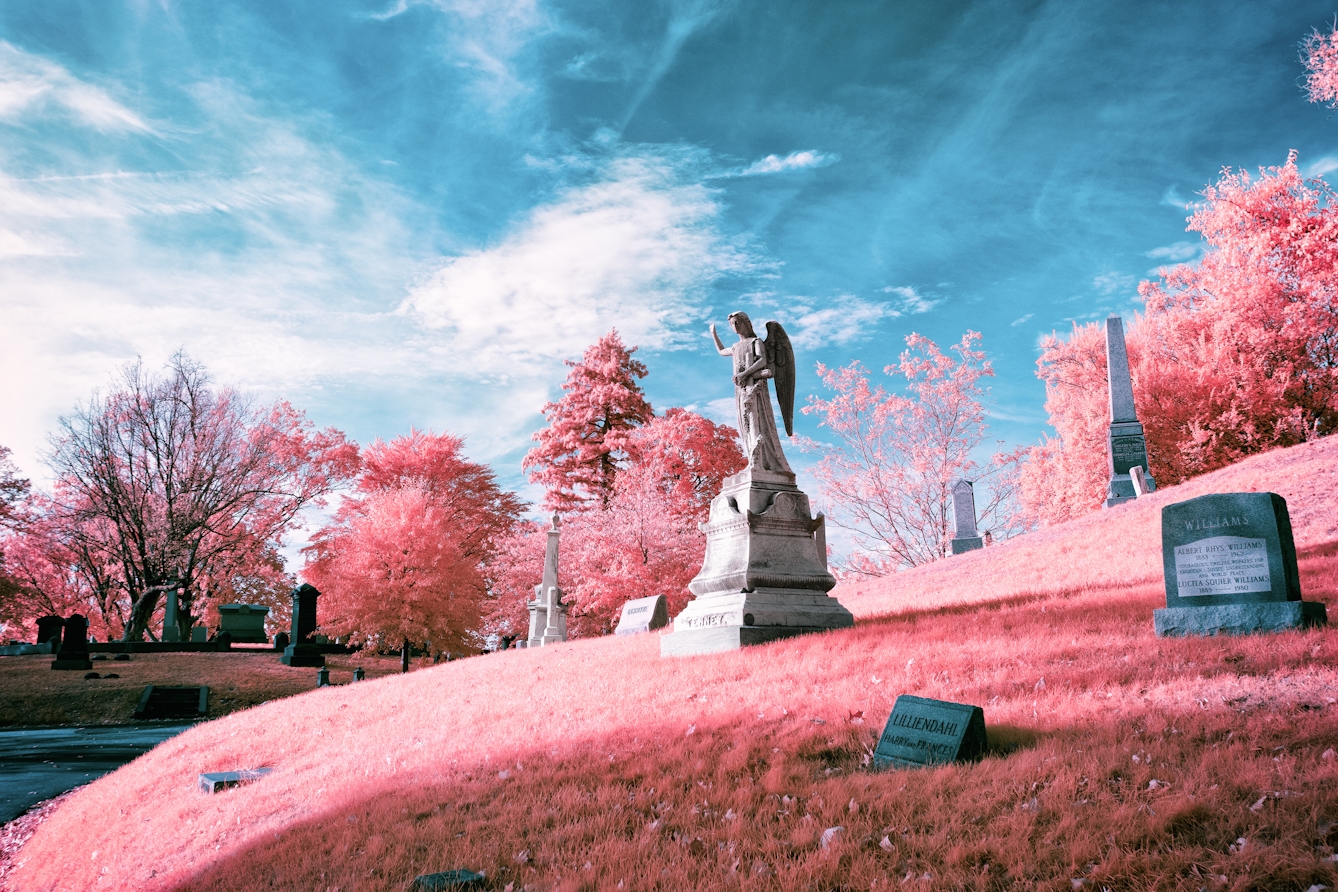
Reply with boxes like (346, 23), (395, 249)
(7, 440), (1338, 892)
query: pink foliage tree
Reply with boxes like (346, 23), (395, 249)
(306, 430), (523, 656)
(1303, 20), (1338, 107)
(802, 331), (1013, 573)
(523, 330), (653, 512)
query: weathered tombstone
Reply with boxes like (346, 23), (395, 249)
(662, 313), (852, 656)
(134, 685), (209, 720)
(281, 583), (325, 667)
(51, 615), (93, 670)
(872, 695), (987, 769)
(35, 615), (63, 647)
(1104, 314), (1156, 507)
(316, 667), (330, 687)
(614, 595), (670, 635)
(409, 870), (486, 890)
(218, 604), (270, 643)
(190, 626), (207, 643)
(273, 631), (289, 652)
(198, 767), (271, 793)
(526, 515), (568, 647)
(1153, 492), (1327, 636)
(162, 588), (181, 643)
(352, 666), (365, 682)
(949, 479), (984, 555)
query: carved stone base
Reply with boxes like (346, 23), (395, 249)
(1154, 601), (1327, 637)
(660, 467), (853, 657)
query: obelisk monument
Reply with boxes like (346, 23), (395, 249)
(660, 312), (853, 657)
(526, 514), (567, 647)
(1104, 314), (1155, 507)
(949, 479), (984, 554)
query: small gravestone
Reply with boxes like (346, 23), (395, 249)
(316, 668), (330, 687)
(190, 626), (207, 643)
(218, 604), (271, 643)
(408, 870), (486, 890)
(281, 583), (325, 667)
(35, 615), (63, 647)
(873, 695), (987, 769)
(274, 631), (289, 651)
(614, 595), (670, 635)
(134, 685), (209, 720)
(949, 479), (984, 555)
(1153, 492), (1327, 636)
(198, 768), (272, 793)
(353, 666), (365, 682)
(51, 615), (93, 670)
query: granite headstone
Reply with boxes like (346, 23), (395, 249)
(281, 583), (325, 667)
(872, 694), (987, 769)
(218, 604), (270, 643)
(35, 615), (63, 647)
(51, 614), (93, 670)
(614, 595), (670, 635)
(1153, 492), (1327, 636)
(949, 479), (984, 555)
(1104, 314), (1156, 507)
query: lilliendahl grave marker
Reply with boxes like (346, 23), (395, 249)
(873, 695), (987, 769)
(1153, 492), (1326, 636)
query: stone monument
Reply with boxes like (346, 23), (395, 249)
(873, 695), (987, 769)
(661, 312), (853, 657)
(161, 586), (181, 643)
(218, 604), (271, 644)
(1104, 314), (1155, 507)
(614, 594), (669, 635)
(35, 615), (63, 647)
(526, 515), (567, 647)
(51, 614), (93, 670)
(281, 583), (325, 667)
(949, 479), (984, 555)
(1153, 492), (1327, 636)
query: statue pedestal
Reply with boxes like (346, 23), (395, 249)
(660, 467), (853, 657)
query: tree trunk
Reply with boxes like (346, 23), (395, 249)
(401, 638), (410, 674)
(121, 590), (160, 642)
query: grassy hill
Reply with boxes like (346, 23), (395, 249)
(6, 439), (1338, 891)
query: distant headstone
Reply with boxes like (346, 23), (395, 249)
(526, 515), (568, 647)
(949, 479), (984, 555)
(353, 666), (365, 682)
(35, 615), (63, 647)
(408, 870), (486, 890)
(872, 695), (987, 769)
(218, 604), (271, 643)
(190, 626), (207, 643)
(51, 615), (92, 671)
(1104, 315), (1156, 507)
(162, 589), (181, 643)
(134, 685), (209, 720)
(281, 583), (325, 667)
(274, 631), (289, 652)
(614, 595), (670, 635)
(198, 768), (271, 793)
(1153, 492), (1327, 636)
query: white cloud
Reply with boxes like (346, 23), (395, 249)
(880, 284), (940, 315)
(1146, 241), (1201, 263)
(402, 151), (767, 372)
(1160, 185), (1192, 210)
(0, 41), (149, 131)
(785, 294), (896, 349)
(737, 150), (839, 177)
(1304, 155), (1338, 178)
(1010, 313), (1034, 327)
(1092, 271), (1135, 295)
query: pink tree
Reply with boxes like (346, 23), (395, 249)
(523, 330), (654, 512)
(1303, 21), (1338, 107)
(802, 332), (1011, 573)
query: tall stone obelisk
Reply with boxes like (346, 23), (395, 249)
(660, 312), (853, 657)
(526, 514), (567, 647)
(1104, 314), (1155, 508)
(949, 479), (984, 554)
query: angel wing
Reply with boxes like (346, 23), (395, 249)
(764, 321), (795, 436)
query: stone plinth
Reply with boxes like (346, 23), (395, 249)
(660, 467), (852, 657)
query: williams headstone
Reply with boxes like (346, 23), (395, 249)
(1153, 492), (1327, 636)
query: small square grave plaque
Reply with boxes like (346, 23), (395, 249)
(614, 595), (669, 636)
(199, 768), (272, 793)
(135, 685), (209, 720)
(1154, 492), (1326, 636)
(408, 869), (485, 890)
(873, 695), (986, 769)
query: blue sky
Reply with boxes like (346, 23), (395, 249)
(3, 0), (1337, 513)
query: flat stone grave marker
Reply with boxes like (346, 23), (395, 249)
(873, 694), (987, 769)
(198, 768), (272, 793)
(1154, 492), (1327, 636)
(409, 870), (486, 890)
(614, 595), (669, 635)
(134, 685), (209, 720)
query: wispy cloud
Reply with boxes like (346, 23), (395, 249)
(0, 41), (149, 131)
(1160, 185), (1192, 210)
(1146, 240), (1201, 263)
(737, 150), (839, 177)
(403, 148), (769, 372)
(785, 294), (896, 349)
(880, 285), (941, 315)
(1091, 271), (1135, 295)
(1304, 155), (1338, 178)
(1010, 313), (1034, 327)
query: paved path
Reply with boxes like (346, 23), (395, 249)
(0, 723), (193, 823)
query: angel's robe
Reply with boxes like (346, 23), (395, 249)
(731, 336), (793, 475)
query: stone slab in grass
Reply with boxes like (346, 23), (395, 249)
(134, 685), (208, 720)
(872, 694), (986, 770)
(198, 768), (271, 793)
(614, 594), (669, 635)
(408, 869), (485, 890)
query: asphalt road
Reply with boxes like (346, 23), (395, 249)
(0, 723), (194, 823)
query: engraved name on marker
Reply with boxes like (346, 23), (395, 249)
(1174, 535), (1270, 597)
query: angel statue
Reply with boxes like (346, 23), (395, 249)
(710, 312), (795, 474)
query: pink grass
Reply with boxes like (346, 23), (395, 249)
(6, 440), (1338, 891)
